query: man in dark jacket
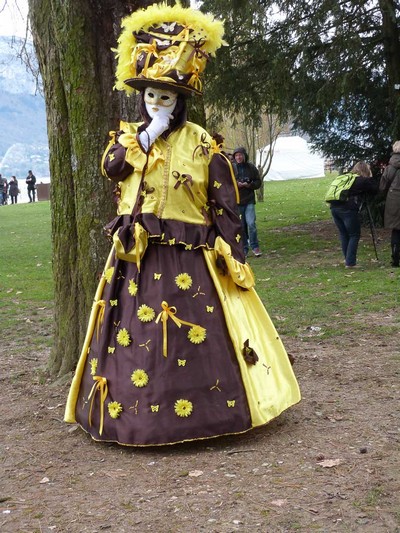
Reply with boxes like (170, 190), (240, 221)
(233, 147), (262, 257)
(26, 170), (37, 202)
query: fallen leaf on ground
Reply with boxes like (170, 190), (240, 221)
(271, 499), (287, 507)
(188, 470), (203, 477)
(317, 459), (341, 468)
(39, 477), (50, 484)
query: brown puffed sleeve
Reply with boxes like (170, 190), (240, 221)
(101, 130), (134, 182)
(207, 151), (246, 264)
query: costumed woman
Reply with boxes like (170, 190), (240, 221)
(64, 3), (301, 446)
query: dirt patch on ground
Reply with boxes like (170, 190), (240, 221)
(2, 308), (399, 532)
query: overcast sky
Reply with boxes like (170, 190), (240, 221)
(0, 1), (204, 38)
(0, 0), (28, 37)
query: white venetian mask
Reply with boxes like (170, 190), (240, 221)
(144, 87), (178, 119)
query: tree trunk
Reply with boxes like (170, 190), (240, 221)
(28, 0), (197, 376)
(28, 0), (144, 376)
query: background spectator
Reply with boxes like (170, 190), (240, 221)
(232, 147), (263, 257)
(26, 170), (37, 202)
(9, 176), (20, 204)
(379, 140), (400, 267)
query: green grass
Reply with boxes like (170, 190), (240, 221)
(0, 202), (53, 301)
(0, 201), (53, 349)
(247, 174), (399, 337)
(260, 173), (333, 228)
(0, 177), (398, 353)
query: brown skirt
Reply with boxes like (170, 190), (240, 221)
(71, 242), (253, 446)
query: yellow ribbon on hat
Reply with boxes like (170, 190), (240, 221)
(187, 69), (202, 92)
(131, 42), (159, 78)
(88, 376), (108, 436)
(142, 42), (160, 76)
(155, 301), (198, 358)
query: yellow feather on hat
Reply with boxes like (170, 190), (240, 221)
(114, 2), (226, 96)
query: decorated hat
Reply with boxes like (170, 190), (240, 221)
(114, 3), (226, 96)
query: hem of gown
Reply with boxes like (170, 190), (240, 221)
(77, 424), (250, 447)
(69, 407), (295, 447)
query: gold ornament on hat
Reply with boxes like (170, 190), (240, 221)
(114, 2), (226, 96)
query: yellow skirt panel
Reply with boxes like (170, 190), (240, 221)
(64, 248), (115, 423)
(203, 247), (301, 427)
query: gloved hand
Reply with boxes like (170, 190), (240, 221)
(139, 111), (173, 152)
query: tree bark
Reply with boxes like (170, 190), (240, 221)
(28, 0), (196, 376)
(28, 0), (143, 376)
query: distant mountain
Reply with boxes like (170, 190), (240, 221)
(0, 36), (48, 178)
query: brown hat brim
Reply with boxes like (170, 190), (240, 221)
(124, 77), (201, 97)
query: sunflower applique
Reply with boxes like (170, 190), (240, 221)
(116, 328), (131, 347)
(175, 273), (193, 290)
(137, 304), (156, 323)
(131, 369), (149, 388)
(128, 279), (138, 296)
(188, 325), (206, 344)
(104, 267), (115, 283)
(108, 401), (123, 419)
(89, 358), (98, 376)
(174, 399), (193, 418)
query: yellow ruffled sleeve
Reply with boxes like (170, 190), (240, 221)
(118, 122), (164, 173)
(214, 236), (255, 289)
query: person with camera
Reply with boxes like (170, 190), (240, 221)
(233, 147), (263, 257)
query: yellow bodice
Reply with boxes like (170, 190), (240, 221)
(114, 121), (212, 225)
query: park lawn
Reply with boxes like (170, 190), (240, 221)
(248, 175), (399, 337)
(0, 201), (53, 301)
(0, 176), (398, 358)
(0, 201), (53, 346)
